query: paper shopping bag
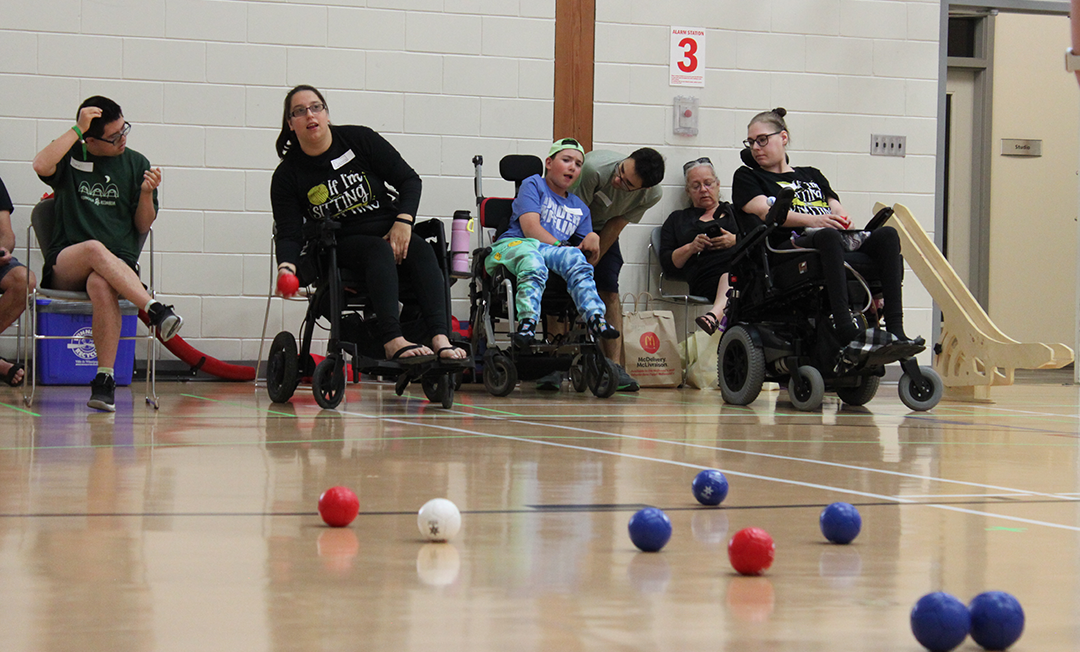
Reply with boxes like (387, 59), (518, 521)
(621, 293), (681, 388)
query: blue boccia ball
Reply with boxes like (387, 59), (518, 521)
(911, 592), (971, 652)
(819, 502), (862, 544)
(969, 591), (1024, 650)
(692, 469), (729, 506)
(628, 508), (672, 552)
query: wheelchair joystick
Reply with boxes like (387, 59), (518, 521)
(277, 272), (300, 297)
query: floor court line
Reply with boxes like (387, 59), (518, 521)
(496, 417), (1075, 501)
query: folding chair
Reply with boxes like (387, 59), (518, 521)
(646, 225), (711, 379)
(22, 197), (160, 408)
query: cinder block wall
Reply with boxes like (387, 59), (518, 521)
(0, 0), (939, 367)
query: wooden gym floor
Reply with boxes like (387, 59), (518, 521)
(0, 374), (1077, 651)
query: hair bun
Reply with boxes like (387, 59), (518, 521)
(773, 107), (787, 118)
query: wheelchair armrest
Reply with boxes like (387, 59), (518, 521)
(764, 187), (795, 229)
(729, 224), (769, 266)
(414, 217), (444, 241)
(864, 206), (894, 231)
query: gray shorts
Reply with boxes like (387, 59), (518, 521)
(0, 257), (25, 287)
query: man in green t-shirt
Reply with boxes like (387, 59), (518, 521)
(570, 148), (664, 392)
(33, 96), (183, 412)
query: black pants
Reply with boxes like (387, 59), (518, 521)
(336, 233), (449, 346)
(788, 227), (905, 336)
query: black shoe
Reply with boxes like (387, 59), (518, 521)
(587, 314), (619, 340)
(513, 317), (537, 349)
(147, 302), (183, 341)
(614, 363), (640, 392)
(87, 373), (116, 412)
(535, 371), (564, 391)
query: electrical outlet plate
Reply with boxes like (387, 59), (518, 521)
(871, 134), (906, 157)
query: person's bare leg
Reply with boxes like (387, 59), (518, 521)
(598, 290), (623, 365)
(710, 274), (730, 321)
(51, 241), (151, 308)
(86, 272), (121, 369)
(0, 267), (34, 383)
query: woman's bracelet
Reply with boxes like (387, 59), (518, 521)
(394, 217), (414, 227)
(277, 262), (296, 274)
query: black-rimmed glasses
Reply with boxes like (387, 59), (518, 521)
(290, 102), (327, 119)
(97, 122), (131, 146)
(743, 130), (782, 149)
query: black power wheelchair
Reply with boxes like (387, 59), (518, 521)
(465, 154), (619, 398)
(265, 217), (470, 410)
(716, 187), (943, 412)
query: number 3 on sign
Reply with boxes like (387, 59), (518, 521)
(678, 37), (698, 73)
(670, 27), (706, 88)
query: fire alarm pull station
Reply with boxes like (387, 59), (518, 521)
(674, 96), (699, 136)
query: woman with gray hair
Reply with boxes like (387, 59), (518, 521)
(658, 157), (738, 335)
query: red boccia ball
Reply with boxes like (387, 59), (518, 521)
(318, 486), (359, 527)
(728, 527), (775, 576)
(278, 272), (300, 297)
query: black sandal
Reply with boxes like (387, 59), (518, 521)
(1, 358), (24, 387)
(435, 346), (469, 366)
(695, 312), (720, 335)
(389, 344), (434, 365)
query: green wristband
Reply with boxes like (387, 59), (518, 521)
(72, 125), (83, 139)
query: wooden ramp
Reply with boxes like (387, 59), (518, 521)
(877, 202), (1073, 401)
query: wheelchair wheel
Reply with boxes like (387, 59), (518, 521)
(483, 351), (517, 397)
(267, 331), (300, 403)
(569, 358), (588, 393)
(788, 365), (825, 411)
(717, 326), (765, 405)
(586, 354), (619, 399)
(422, 373), (455, 409)
(312, 355), (346, 409)
(898, 365), (943, 411)
(836, 375), (881, 407)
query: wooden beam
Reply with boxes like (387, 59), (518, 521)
(553, 0), (595, 151)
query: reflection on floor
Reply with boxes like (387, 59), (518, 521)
(0, 375), (1077, 651)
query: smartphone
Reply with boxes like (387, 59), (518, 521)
(697, 221), (723, 239)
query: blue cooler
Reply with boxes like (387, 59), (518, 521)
(35, 298), (138, 385)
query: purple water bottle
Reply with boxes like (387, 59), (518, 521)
(450, 210), (472, 278)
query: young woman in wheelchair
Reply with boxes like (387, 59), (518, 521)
(270, 85), (466, 364)
(658, 157), (738, 337)
(731, 107), (922, 351)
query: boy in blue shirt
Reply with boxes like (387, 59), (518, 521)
(486, 138), (618, 347)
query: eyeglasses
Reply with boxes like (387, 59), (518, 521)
(290, 102), (327, 119)
(688, 178), (717, 192)
(682, 157), (712, 174)
(614, 160), (642, 191)
(96, 122), (131, 146)
(743, 130), (782, 149)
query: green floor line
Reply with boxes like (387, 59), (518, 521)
(0, 402), (40, 417)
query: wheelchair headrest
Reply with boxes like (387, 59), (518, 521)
(739, 148), (758, 169)
(739, 148), (789, 169)
(765, 187), (795, 229)
(500, 155), (543, 184)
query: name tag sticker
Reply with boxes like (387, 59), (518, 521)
(566, 208), (583, 215)
(70, 159), (93, 173)
(595, 190), (613, 207)
(331, 149), (356, 170)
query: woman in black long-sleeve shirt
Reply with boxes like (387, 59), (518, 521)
(659, 158), (738, 335)
(270, 85), (465, 362)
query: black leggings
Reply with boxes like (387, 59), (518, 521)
(787, 226), (906, 338)
(336, 232), (449, 346)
